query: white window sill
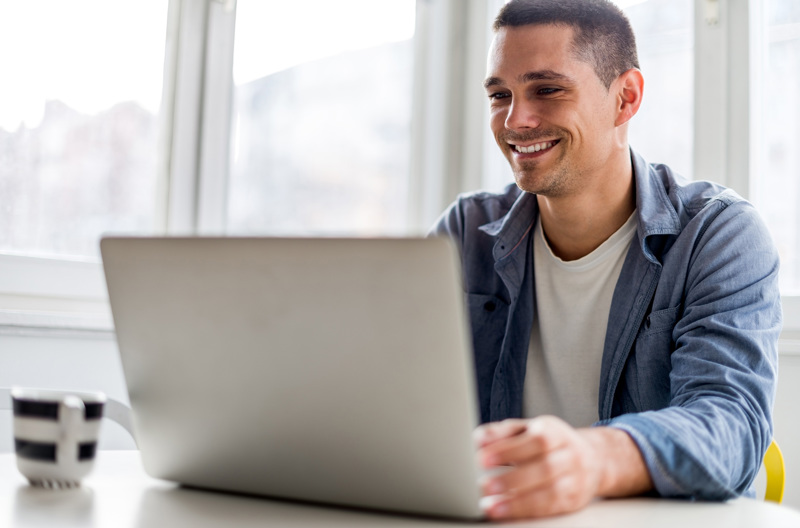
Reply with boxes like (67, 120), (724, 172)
(0, 309), (114, 339)
(0, 252), (112, 338)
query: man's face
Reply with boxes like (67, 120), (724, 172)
(485, 24), (620, 197)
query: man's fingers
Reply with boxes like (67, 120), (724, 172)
(477, 416), (570, 467)
(479, 428), (559, 468)
(484, 473), (594, 520)
(480, 446), (571, 496)
(474, 419), (528, 447)
(477, 416), (605, 520)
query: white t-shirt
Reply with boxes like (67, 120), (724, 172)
(522, 212), (638, 427)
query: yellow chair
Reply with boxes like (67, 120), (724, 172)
(764, 440), (785, 503)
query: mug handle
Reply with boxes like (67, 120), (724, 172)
(104, 397), (137, 446)
(58, 395), (85, 463)
(1, 387), (138, 448)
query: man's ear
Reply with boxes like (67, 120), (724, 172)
(614, 68), (644, 127)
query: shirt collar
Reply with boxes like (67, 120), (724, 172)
(631, 149), (682, 239)
(478, 189), (538, 262)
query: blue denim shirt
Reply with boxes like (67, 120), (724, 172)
(432, 149), (781, 500)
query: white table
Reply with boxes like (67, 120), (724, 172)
(3, 451), (800, 527)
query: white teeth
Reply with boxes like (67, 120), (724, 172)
(514, 141), (555, 154)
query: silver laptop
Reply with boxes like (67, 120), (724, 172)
(100, 236), (484, 520)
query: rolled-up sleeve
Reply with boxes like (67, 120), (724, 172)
(603, 199), (781, 499)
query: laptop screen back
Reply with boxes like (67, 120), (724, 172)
(101, 236), (483, 520)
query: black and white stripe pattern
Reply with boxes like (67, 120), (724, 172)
(14, 439), (98, 462)
(13, 399), (104, 421)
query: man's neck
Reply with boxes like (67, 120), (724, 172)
(536, 154), (636, 262)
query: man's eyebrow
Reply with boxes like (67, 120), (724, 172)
(483, 76), (505, 90)
(520, 70), (575, 84)
(483, 70), (575, 90)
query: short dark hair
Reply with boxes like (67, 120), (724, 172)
(493, 0), (640, 89)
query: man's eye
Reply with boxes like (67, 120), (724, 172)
(538, 87), (562, 96)
(488, 92), (510, 101)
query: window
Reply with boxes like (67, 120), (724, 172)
(755, 0), (800, 294)
(0, 1), (168, 259)
(621, 0), (694, 178)
(3, 0), (799, 330)
(227, 0), (416, 236)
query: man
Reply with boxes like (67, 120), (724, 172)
(432, 0), (781, 521)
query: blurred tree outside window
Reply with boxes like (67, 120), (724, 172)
(0, 1), (167, 259)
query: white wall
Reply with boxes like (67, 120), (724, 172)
(772, 352), (800, 509)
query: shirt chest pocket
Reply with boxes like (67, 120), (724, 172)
(628, 305), (682, 411)
(466, 293), (509, 352)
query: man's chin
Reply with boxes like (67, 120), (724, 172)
(512, 169), (545, 194)
(513, 170), (568, 197)
(513, 179), (543, 196)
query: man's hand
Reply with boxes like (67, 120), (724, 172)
(476, 416), (653, 520)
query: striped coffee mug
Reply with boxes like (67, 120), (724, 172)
(11, 387), (106, 489)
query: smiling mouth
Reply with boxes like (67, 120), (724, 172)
(512, 140), (560, 154)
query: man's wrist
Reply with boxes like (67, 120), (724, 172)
(581, 426), (654, 498)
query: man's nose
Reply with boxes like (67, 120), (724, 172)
(504, 98), (542, 131)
